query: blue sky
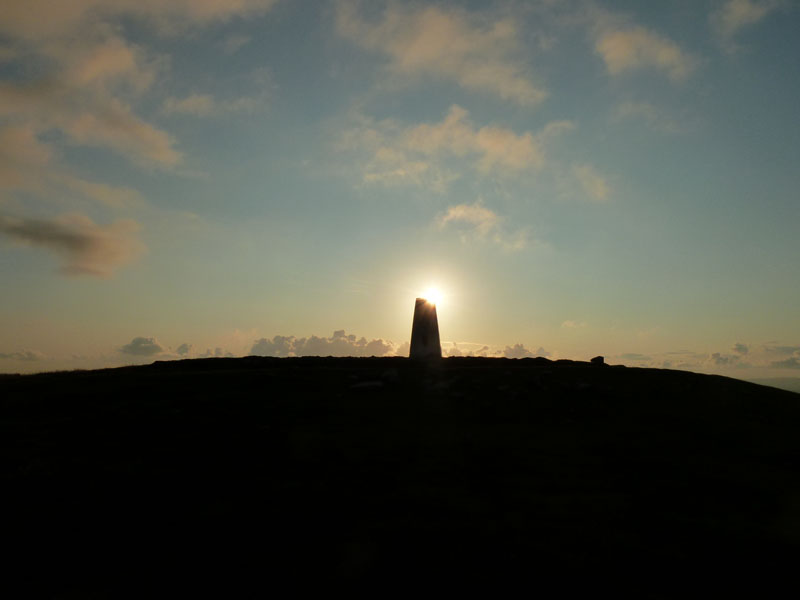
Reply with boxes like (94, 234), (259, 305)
(1, 0), (798, 378)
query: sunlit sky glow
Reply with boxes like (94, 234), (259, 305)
(422, 287), (444, 307)
(1, 0), (798, 379)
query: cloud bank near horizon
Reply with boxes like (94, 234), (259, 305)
(251, 330), (396, 357)
(4, 334), (800, 381)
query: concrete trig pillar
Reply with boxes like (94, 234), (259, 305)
(409, 298), (441, 359)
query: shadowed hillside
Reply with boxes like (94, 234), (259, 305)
(4, 357), (800, 596)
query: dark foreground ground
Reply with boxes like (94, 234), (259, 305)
(3, 356), (800, 597)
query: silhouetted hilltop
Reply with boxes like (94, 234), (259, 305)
(4, 357), (799, 596)
(747, 376), (800, 394)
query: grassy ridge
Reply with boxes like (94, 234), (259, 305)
(3, 357), (800, 596)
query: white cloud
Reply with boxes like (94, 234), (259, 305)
(561, 320), (586, 329)
(250, 335), (297, 357)
(595, 25), (695, 81)
(0, 0), (281, 279)
(0, 0), (281, 184)
(0, 54), (179, 169)
(732, 342), (749, 355)
(709, 352), (741, 366)
(444, 343), (463, 357)
(711, 0), (779, 44)
(444, 342), (494, 358)
(199, 347), (236, 358)
(444, 342), (494, 357)
(0, 1), (280, 39)
(120, 337), (163, 356)
(57, 34), (156, 92)
(572, 164), (611, 202)
(503, 343), (550, 359)
(335, 1), (546, 106)
(0, 214), (144, 277)
(0, 25), (181, 168)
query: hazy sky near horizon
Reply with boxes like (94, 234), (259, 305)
(1, 0), (798, 377)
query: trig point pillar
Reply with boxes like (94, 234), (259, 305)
(409, 298), (441, 359)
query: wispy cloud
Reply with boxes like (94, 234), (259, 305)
(220, 34), (252, 55)
(763, 344), (800, 356)
(615, 101), (685, 134)
(0, 124), (145, 209)
(711, 0), (780, 48)
(163, 94), (217, 117)
(60, 177), (145, 210)
(772, 357), (800, 369)
(0, 350), (45, 361)
(403, 106), (572, 172)
(335, 0), (546, 106)
(572, 164), (611, 202)
(0, 214), (144, 277)
(162, 93), (265, 117)
(0, 46), (17, 62)
(0, 1), (280, 39)
(437, 201), (528, 251)
(618, 353), (651, 361)
(344, 105), (574, 190)
(438, 202), (500, 236)
(162, 70), (272, 117)
(615, 342), (800, 373)
(0, 124), (52, 190)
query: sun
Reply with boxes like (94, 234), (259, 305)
(422, 286), (443, 306)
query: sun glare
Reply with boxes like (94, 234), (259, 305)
(422, 287), (443, 306)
